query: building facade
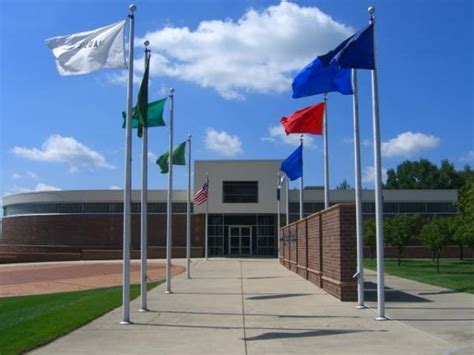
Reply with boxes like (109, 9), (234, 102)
(1, 160), (458, 262)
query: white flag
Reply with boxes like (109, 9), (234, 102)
(45, 20), (127, 76)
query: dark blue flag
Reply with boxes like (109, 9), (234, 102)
(318, 24), (374, 70)
(292, 58), (353, 98)
(280, 144), (303, 181)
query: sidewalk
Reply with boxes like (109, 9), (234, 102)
(33, 258), (470, 354)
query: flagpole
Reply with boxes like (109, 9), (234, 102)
(286, 175), (289, 225)
(323, 93), (330, 209)
(205, 173), (209, 260)
(120, 3), (136, 325)
(369, 6), (386, 320)
(277, 172), (281, 256)
(186, 134), (192, 279)
(139, 40), (150, 312)
(165, 87), (174, 294)
(352, 69), (366, 309)
(300, 135), (304, 220)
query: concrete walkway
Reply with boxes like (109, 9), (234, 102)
(33, 259), (472, 354)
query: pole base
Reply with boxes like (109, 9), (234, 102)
(138, 308), (149, 313)
(164, 290), (173, 294)
(119, 320), (133, 325)
(375, 316), (388, 321)
(356, 305), (368, 309)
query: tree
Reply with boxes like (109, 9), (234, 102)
(420, 218), (452, 273)
(336, 179), (353, 190)
(452, 177), (474, 259)
(385, 215), (419, 266)
(385, 159), (440, 189)
(363, 218), (376, 259)
(385, 159), (473, 190)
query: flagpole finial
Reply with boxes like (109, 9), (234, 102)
(300, 134), (304, 143)
(144, 40), (149, 47)
(324, 93), (327, 102)
(188, 133), (192, 140)
(368, 6), (375, 15)
(129, 4), (137, 13)
(169, 88), (175, 96)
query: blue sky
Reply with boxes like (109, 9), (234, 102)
(1, 0), (473, 201)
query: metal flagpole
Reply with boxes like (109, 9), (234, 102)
(286, 175), (289, 225)
(121, 3), (136, 325)
(323, 93), (330, 209)
(139, 41), (150, 312)
(299, 135), (304, 220)
(186, 134), (192, 279)
(205, 173), (209, 260)
(369, 6), (386, 320)
(352, 69), (366, 309)
(165, 87), (174, 294)
(277, 172), (281, 256)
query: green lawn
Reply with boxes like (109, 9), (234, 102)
(0, 281), (163, 355)
(364, 258), (474, 293)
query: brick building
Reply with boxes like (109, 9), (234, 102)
(1, 160), (459, 262)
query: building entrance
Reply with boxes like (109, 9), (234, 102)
(228, 225), (252, 256)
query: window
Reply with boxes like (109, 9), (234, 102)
(223, 181), (258, 203)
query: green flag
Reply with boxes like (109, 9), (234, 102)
(135, 54), (150, 137)
(156, 141), (187, 174)
(121, 98), (167, 129)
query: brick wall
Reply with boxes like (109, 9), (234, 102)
(0, 214), (206, 262)
(280, 204), (357, 302)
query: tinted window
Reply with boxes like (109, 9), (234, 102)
(223, 181), (258, 203)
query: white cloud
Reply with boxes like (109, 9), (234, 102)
(109, 185), (121, 190)
(343, 137), (370, 147)
(148, 152), (158, 162)
(362, 166), (388, 184)
(137, 1), (352, 99)
(12, 173), (22, 179)
(381, 131), (440, 158)
(261, 125), (315, 149)
(7, 183), (61, 195)
(34, 183), (61, 192)
(11, 134), (115, 172)
(460, 150), (474, 162)
(204, 128), (243, 156)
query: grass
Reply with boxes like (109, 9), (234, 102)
(0, 280), (163, 355)
(364, 258), (474, 293)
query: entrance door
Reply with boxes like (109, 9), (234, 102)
(228, 226), (252, 256)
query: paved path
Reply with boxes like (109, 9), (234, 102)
(33, 259), (471, 354)
(365, 269), (474, 354)
(0, 260), (184, 297)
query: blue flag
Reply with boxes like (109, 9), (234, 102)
(318, 24), (374, 70)
(292, 58), (353, 98)
(280, 144), (303, 181)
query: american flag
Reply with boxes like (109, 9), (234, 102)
(194, 181), (208, 205)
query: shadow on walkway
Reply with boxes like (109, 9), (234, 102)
(364, 282), (432, 303)
(244, 329), (386, 341)
(246, 293), (312, 300)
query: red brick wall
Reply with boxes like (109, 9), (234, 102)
(0, 214), (206, 262)
(280, 204), (357, 302)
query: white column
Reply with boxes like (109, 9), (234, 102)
(139, 42), (150, 312)
(277, 172), (281, 256)
(352, 69), (366, 309)
(323, 94), (330, 209)
(186, 134), (192, 279)
(165, 88), (174, 294)
(205, 173), (209, 260)
(369, 6), (386, 320)
(299, 135), (304, 220)
(121, 3), (136, 325)
(286, 175), (289, 225)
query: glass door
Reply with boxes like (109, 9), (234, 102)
(228, 226), (253, 256)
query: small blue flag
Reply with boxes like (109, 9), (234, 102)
(318, 24), (374, 70)
(280, 144), (303, 181)
(292, 58), (353, 98)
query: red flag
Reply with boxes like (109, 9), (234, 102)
(280, 102), (325, 135)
